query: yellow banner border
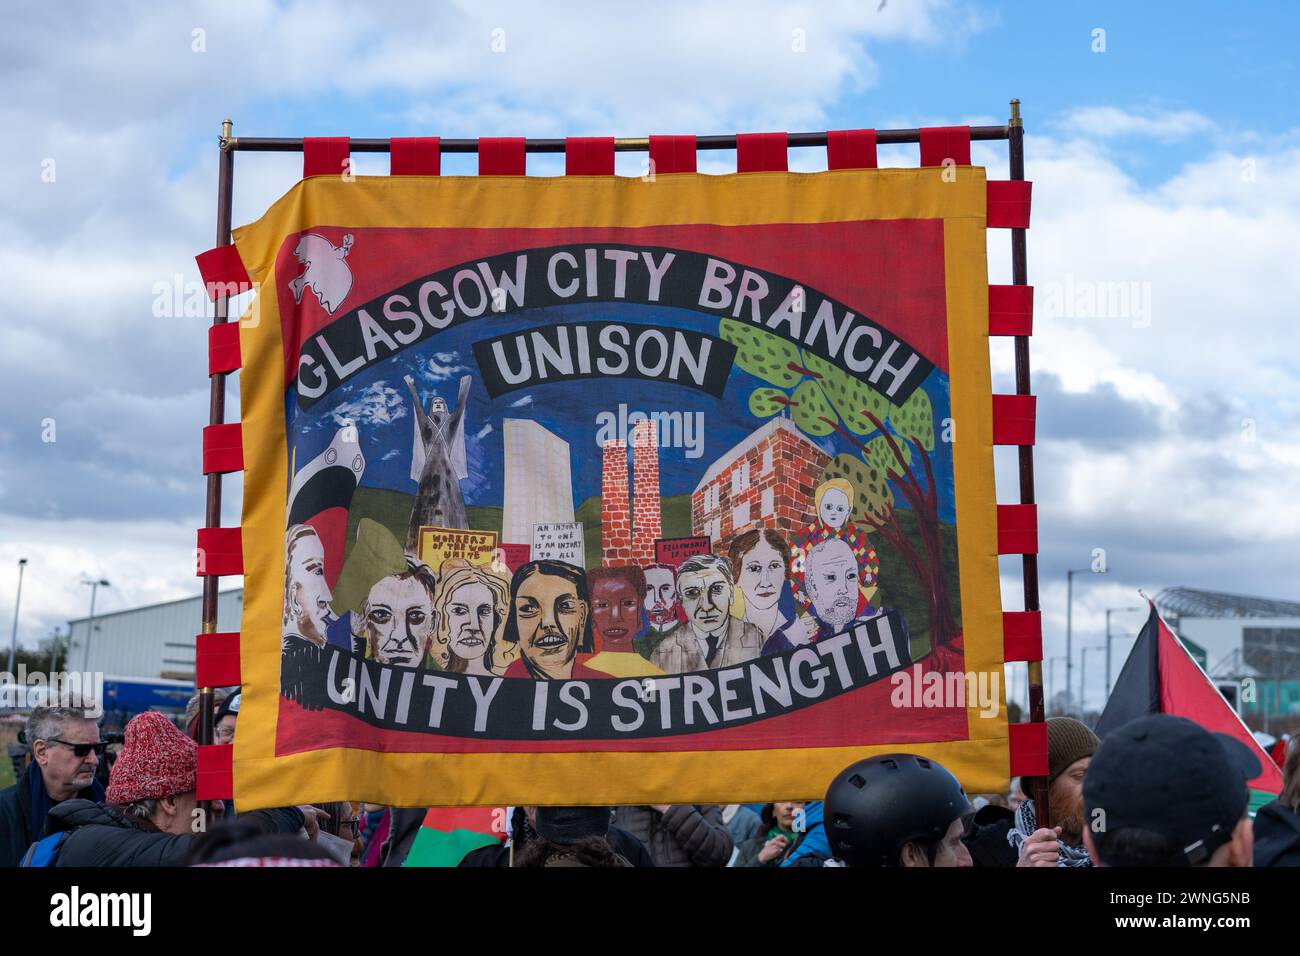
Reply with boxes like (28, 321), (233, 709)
(229, 168), (1005, 807)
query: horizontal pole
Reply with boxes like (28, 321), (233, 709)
(228, 126), (1011, 153)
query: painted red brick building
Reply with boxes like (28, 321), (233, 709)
(602, 420), (663, 566)
(691, 417), (830, 546)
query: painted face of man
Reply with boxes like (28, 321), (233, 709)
(819, 488), (851, 529)
(738, 539), (786, 613)
(644, 567), (679, 630)
(806, 538), (860, 631)
(446, 580), (496, 663)
(288, 532), (333, 645)
(591, 575), (643, 650)
(364, 575), (436, 668)
(514, 572), (587, 678)
(678, 568), (732, 639)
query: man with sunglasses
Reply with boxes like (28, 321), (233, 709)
(0, 706), (106, 867)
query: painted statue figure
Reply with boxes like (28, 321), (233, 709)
(405, 373), (472, 551)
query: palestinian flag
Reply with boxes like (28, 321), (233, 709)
(287, 424), (365, 588)
(402, 807), (506, 867)
(1098, 603), (1284, 812)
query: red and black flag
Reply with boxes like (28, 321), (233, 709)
(1098, 603), (1283, 807)
(287, 425), (365, 588)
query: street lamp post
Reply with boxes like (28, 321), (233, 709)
(1080, 645), (1106, 715)
(7, 558), (27, 677)
(1105, 606), (1143, 699)
(79, 578), (110, 672)
(1067, 566), (1107, 715)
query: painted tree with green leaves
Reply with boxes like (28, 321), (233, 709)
(721, 318), (957, 649)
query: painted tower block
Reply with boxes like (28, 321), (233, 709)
(601, 439), (632, 565)
(631, 418), (662, 565)
(501, 418), (576, 544)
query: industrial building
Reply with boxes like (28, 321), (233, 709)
(62, 588), (244, 717)
(1157, 586), (1300, 735)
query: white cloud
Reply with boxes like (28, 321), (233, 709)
(1058, 106), (1216, 142)
(329, 382), (407, 428)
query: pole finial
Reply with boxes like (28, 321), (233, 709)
(220, 119), (234, 151)
(1009, 99), (1022, 128)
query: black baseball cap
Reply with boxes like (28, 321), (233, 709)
(214, 689), (242, 722)
(1084, 714), (1260, 865)
(535, 807), (611, 844)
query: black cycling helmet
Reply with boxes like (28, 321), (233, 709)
(824, 753), (970, 867)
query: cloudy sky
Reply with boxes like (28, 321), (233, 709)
(2, 1), (1297, 711)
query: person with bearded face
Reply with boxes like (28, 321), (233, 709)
(796, 536), (893, 643)
(1011, 717), (1099, 867)
(353, 558), (439, 669)
(282, 525), (335, 649)
(502, 561), (603, 681)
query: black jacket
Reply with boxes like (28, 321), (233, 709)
(1253, 799), (1300, 867)
(962, 804), (1018, 867)
(458, 824), (655, 867)
(44, 799), (304, 867)
(0, 765), (103, 868)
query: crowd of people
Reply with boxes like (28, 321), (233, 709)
(2, 693), (1298, 868)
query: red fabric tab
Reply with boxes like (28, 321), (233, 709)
(195, 245), (251, 302)
(648, 135), (697, 175)
(736, 132), (788, 172)
(988, 180), (1033, 228)
(1009, 721), (1050, 777)
(827, 129), (878, 170)
(196, 632), (241, 687)
(992, 394), (1037, 446)
(1003, 611), (1043, 662)
(197, 744), (233, 800)
(919, 125), (971, 167)
(997, 504), (1038, 555)
(565, 137), (615, 176)
(303, 136), (350, 179)
(208, 323), (241, 375)
(390, 137), (441, 176)
(479, 137), (526, 176)
(196, 527), (243, 576)
(988, 284), (1034, 336)
(202, 423), (244, 475)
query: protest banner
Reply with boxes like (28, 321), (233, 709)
(193, 120), (1043, 809)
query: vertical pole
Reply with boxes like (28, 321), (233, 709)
(1008, 99), (1050, 826)
(199, 119), (236, 820)
(6, 558), (26, 676)
(1066, 571), (1075, 712)
(1104, 610), (1113, 700)
(82, 582), (99, 672)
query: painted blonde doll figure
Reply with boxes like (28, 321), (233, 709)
(789, 477), (881, 633)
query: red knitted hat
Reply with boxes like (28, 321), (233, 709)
(107, 711), (198, 805)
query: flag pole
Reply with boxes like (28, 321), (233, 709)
(198, 118), (235, 822)
(1006, 99), (1050, 825)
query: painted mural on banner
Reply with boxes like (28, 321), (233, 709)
(229, 170), (1004, 808)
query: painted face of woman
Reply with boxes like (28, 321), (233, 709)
(738, 539), (786, 612)
(446, 581), (496, 662)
